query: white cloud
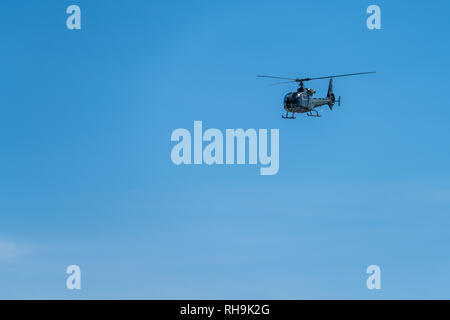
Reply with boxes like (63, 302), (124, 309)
(0, 240), (29, 262)
(430, 190), (450, 201)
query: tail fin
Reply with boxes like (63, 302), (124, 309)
(327, 78), (335, 110)
(327, 78), (333, 97)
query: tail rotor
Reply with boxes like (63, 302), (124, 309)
(326, 78), (342, 110)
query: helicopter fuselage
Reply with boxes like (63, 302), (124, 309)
(283, 90), (331, 114)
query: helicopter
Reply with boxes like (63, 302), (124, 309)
(257, 72), (376, 119)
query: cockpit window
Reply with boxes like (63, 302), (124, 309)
(285, 92), (304, 107)
(284, 93), (296, 107)
(285, 93), (293, 100)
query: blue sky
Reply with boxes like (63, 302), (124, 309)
(1, 0), (450, 299)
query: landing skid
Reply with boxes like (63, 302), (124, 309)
(282, 111), (296, 119)
(307, 110), (321, 117)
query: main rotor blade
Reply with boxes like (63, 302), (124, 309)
(304, 71), (376, 81)
(268, 80), (298, 86)
(258, 71), (376, 84)
(257, 75), (297, 81)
